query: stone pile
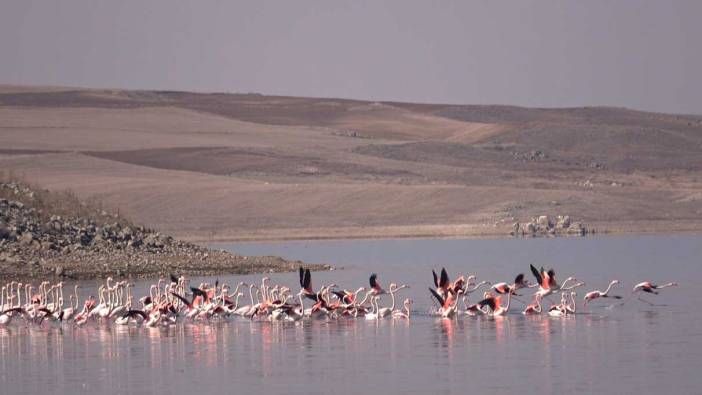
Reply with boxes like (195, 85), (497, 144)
(510, 215), (589, 237)
(0, 182), (327, 279)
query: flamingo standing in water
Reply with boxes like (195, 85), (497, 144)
(392, 299), (413, 319)
(377, 283), (409, 318)
(522, 294), (543, 315)
(548, 293), (570, 317)
(583, 280), (621, 308)
(548, 292), (577, 316)
(365, 296), (381, 320)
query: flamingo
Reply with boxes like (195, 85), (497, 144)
(57, 285), (79, 322)
(432, 267), (450, 299)
(628, 281), (678, 305)
(429, 287), (464, 318)
(530, 264), (558, 296)
(548, 292), (577, 316)
(392, 298), (413, 319)
(583, 280), (621, 308)
(365, 296), (381, 320)
(476, 290), (513, 316)
(378, 283), (409, 318)
(492, 273), (530, 295)
(522, 294), (543, 315)
(368, 273), (388, 296)
(548, 293), (570, 317)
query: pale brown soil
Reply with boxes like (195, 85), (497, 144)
(0, 85), (701, 242)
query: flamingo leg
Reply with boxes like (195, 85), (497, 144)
(636, 296), (656, 306)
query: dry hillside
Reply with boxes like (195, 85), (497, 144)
(1, 86), (701, 241)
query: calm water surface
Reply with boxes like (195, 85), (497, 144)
(2, 235), (702, 394)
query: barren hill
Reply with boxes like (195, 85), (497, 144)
(1, 85), (701, 240)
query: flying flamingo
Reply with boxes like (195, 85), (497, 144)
(368, 273), (389, 296)
(583, 280), (622, 308)
(530, 264), (581, 299)
(628, 281), (678, 305)
(491, 273), (530, 295)
(476, 290), (513, 316)
(432, 268), (450, 299)
(429, 287), (464, 318)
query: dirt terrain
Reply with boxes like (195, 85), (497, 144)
(1, 85), (701, 241)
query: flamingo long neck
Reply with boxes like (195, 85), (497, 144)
(357, 290), (372, 307)
(603, 281), (617, 295)
(657, 282), (676, 289)
(298, 294), (305, 316)
(248, 285), (255, 306)
(404, 302), (411, 318)
(231, 284), (242, 299)
(468, 281), (488, 293)
(559, 278), (573, 290)
(261, 280), (268, 302)
(388, 287), (397, 311)
(569, 293), (576, 312)
(504, 291), (512, 312)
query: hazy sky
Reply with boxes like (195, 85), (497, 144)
(1, 1), (701, 114)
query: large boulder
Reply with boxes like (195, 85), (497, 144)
(537, 215), (553, 229)
(556, 215), (571, 229)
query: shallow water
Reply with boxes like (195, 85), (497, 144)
(2, 235), (702, 394)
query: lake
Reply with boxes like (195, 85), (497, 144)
(1, 235), (701, 394)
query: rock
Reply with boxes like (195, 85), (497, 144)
(128, 238), (143, 248)
(526, 222), (537, 234)
(567, 222), (587, 236)
(0, 225), (9, 240)
(55, 266), (65, 276)
(144, 234), (164, 248)
(556, 215), (571, 229)
(19, 232), (34, 245)
(537, 215), (551, 228)
(509, 222), (520, 236)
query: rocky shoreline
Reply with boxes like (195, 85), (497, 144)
(0, 181), (329, 279)
(510, 215), (591, 237)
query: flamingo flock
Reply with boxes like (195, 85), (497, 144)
(428, 265), (677, 318)
(0, 265), (678, 327)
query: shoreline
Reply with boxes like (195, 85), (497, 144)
(182, 220), (702, 244)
